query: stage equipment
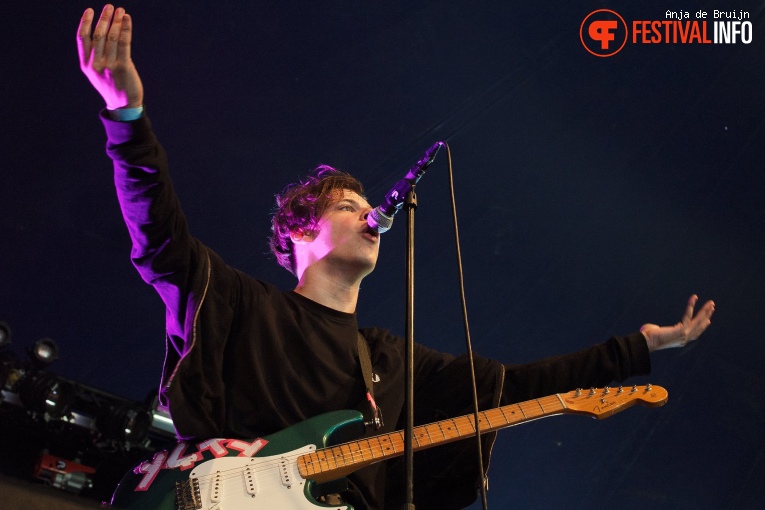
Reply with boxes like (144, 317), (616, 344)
(145, 392), (177, 437)
(30, 337), (60, 366)
(97, 403), (151, 444)
(18, 371), (77, 420)
(33, 452), (96, 494)
(0, 321), (11, 347)
(0, 331), (176, 503)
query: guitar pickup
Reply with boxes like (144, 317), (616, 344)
(279, 456), (296, 488)
(244, 463), (258, 497)
(210, 471), (223, 503)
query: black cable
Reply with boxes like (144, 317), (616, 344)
(444, 143), (489, 510)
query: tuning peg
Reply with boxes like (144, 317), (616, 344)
(589, 388), (596, 396)
(603, 387), (610, 394)
(575, 388), (582, 396)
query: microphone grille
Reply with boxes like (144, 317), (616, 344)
(368, 208), (394, 234)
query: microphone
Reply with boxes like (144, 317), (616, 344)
(367, 141), (444, 233)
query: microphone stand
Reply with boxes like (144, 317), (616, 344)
(403, 187), (417, 510)
(370, 141), (442, 509)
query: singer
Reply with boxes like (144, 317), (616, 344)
(77, 6), (715, 510)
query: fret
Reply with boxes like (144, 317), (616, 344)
(302, 453), (318, 475)
(539, 397), (556, 413)
(412, 427), (422, 446)
(391, 430), (406, 452)
(338, 443), (353, 465)
(328, 445), (343, 467)
(491, 408), (508, 428)
(476, 412), (486, 431)
(541, 396), (564, 414)
(361, 438), (376, 459)
(442, 418), (461, 439)
(379, 433), (397, 455)
(353, 442), (365, 462)
(518, 400), (541, 418)
(498, 405), (512, 424)
(422, 423), (436, 445)
(450, 416), (472, 437)
(318, 450), (332, 472)
(480, 410), (495, 430)
(436, 420), (448, 440)
(372, 435), (387, 458)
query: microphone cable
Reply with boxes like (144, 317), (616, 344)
(443, 142), (490, 510)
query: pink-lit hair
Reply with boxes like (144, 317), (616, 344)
(270, 165), (365, 275)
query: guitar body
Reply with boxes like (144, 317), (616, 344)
(110, 409), (366, 510)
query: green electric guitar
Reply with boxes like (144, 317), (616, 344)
(110, 384), (668, 509)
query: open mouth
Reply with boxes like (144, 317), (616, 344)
(363, 226), (380, 241)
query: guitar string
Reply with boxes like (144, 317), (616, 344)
(171, 387), (651, 500)
(158, 387), (653, 499)
(179, 394), (570, 488)
(162, 395), (570, 488)
(164, 387), (647, 492)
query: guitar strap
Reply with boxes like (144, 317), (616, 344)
(357, 332), (384, 430)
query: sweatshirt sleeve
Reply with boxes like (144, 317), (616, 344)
(100, 111), (204, 345)
(501, 332), (651, 405)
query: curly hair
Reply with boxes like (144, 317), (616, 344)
(270, 165), (365, 275)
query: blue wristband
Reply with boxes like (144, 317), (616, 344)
(107, 105), (144, 122)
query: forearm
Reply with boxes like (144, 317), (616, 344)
(501, 332), (651, 405)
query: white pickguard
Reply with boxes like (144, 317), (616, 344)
(187, 445), (348, 509)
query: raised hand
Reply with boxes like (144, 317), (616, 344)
(640, 294), (716, 351)
(77, 5), (144, 109)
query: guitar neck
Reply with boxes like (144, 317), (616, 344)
(297, 385), (667, 483)
(297, 395), (566, 483)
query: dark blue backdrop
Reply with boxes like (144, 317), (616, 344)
(1, 1), (763, 508)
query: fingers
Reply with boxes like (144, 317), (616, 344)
(690, 299), (715, 340)
(643, 296), (716, 352)
(76, 8), (95, 65)
(682, 294), (699, 324)
(91, 5), (116, 64)
(118, 13), (133, 62)
(78, 6), (133, 70)
(105, 8), (126, 64)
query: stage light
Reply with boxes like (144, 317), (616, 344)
(30, 337), (59, 366)
(97, 403), (151, 444)
(18, 372), (76, 420)
(0, 321), (11, 348)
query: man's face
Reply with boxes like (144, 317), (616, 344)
(302, 189), (380, 277)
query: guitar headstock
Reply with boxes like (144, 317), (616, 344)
(561, 384), (668, 419)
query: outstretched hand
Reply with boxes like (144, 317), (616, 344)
(77, 5), (144, 109)
(641, 295), (715, 352)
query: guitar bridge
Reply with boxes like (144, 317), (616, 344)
(175, 478), (202, 510)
